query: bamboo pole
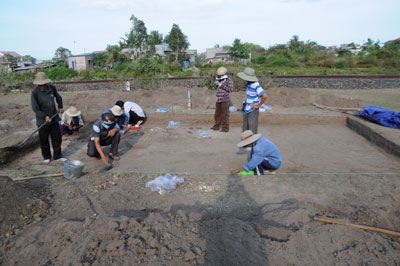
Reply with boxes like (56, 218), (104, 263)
(12, 173), (64, 181)
(314, 217), (400, 237)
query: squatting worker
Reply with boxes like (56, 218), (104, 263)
(60, 106), (84, 135)
(87, 113), (121, 165)
(211, 67), (234, 132)
(237, 67), (267, 134)
(101, 105), (127, 134)
(31, 72), (66, 163)
(231, 130), (282, 175)
(116, 100), (147, 130)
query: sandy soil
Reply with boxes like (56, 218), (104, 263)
(1, 86), (400, 265)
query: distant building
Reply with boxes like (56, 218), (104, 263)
(155, 43), (197, 68)
(155, 43), (172, 58)
(385, 37), (400, 44)
(14, 64), (54, 73)
(206, 47), (231, 64)
(0, 51), (22, 71)
(339, 43), (362, 55)
(67, 51), (108, 71)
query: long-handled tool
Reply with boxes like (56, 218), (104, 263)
(314, 217), (400, 237)
(20, 113), (59, 146)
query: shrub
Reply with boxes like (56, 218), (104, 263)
(267, 54), (295, 67)
(169, 61), (181, 72)
(132, 58), (160, 77)
(253, 56), (267, 64)
(333, 60), (349, 69)
(44, 67), (77, 81)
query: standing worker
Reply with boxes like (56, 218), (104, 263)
(237, 67), (267, 134)
(211, 67), (234, 132)
(31, 72), (66, 163)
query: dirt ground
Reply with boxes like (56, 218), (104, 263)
(0, 86), (400, 265)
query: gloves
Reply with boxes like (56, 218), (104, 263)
(120, 130), (125, 135)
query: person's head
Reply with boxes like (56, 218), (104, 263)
(237, 130), (262, 148)
(65, 106), (81, 117)
(110, 105), (122, 116)
(115, 101), (124, 110)
(101, 112), (115, 129)
(237, 67), (258, 83)
(33, 72), (52, 89)
(216, 67), (228, 81)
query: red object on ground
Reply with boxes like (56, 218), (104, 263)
(130, 126), (140, 130)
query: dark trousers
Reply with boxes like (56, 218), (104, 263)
(129, 111), (147, 125)
(212, 101), (229, 131)
(60, 117), (80, 135)
(39, 122), (62, 160)
(253, 159), (276, 175)
(242, 109), (260, 134)
(87, 133), (121, 158)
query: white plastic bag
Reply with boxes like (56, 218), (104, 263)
(198, 130), (211, 139)
(167, 121), (180, 128)
(229, 106), (237, 113)
(145, 174), (185, 195)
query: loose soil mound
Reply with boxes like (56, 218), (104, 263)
(0, 176), (50, 240)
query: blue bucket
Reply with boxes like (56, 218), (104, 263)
(64, 160), (85, 179)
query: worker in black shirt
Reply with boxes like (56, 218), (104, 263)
(31, 72), (65, 163)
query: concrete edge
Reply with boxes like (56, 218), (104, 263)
(346, 115), (400, 157)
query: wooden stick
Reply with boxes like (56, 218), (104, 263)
(312, 102), (362, 112)
(314, 217), (400, 237)
(12, 173), (64, 181)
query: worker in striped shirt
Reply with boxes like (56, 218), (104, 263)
(237, 67), (267, 134)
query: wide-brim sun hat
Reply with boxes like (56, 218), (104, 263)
(237, 67), (258, 82)
(110, 105), (122, 116)
(33, 72), (52, 85)
(237, 130), (262, 147)
(65, 106), (81, 117)
(217, 67), (227, 76)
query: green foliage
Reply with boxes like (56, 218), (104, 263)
(93, 53), (108, 68)
(0, 69), (34, 93)
(253, 55), (267, 64)
(169, 61), (181, 72)
(53, 47), (71, 62)
(43, 67), (77, 81)
(165, 24), (189, 53)
(4, 54), (18, 67)
(132, 57), (160, 76)
(22, 55), (36, 64)
(267, 54), (295, 67)
(333, 60), (349, 69)
(195, 52), (207, 67)
(229, 38), (250, 59)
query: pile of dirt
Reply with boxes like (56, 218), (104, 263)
(1, 195), (399, 265)
(0, 176), (51, 241)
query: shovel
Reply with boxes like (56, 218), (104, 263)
(2, 113), (59, 153)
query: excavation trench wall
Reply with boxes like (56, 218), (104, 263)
(54, 75), (400, 91)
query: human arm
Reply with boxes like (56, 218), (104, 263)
(94, 137), (107, 164)
(53, 85), (63, 112)
(251, 93), (267, 109)
(230, 167), (245, 175)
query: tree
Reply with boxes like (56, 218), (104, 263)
(120, 14), (148, 51)
(361, 38), (381, 54)
(106, 45), (127, 65)
(54, 47), (72, 61)
(228, 38), (250, 59)
(165, 24), (189, 60)
(22, 55), (36, 64)
(147, 30), (163, 56)
(4, 54), (18, 67)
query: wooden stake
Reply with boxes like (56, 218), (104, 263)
(12, 173), (64, 181)
(314, 217), (400, 237)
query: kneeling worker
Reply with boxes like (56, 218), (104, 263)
(231, 130), (282, 175)
(60, 106), (84, 135)
(87, 113), (121, 165)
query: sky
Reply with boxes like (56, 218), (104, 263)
(1, 0), (399, 60)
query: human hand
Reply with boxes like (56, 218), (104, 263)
(45, 116), (51, 123)
(68, 125), (73, 130)
(251, 104), (259, 109)
(59, 108), (63, 113)
(101, 155), (108, 165)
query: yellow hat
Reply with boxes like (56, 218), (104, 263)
(217, 67), (227, 76)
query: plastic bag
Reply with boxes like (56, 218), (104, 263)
(259, 104), (272, 113)
(156, 108), (168, 113)
(198, 130), (211, 139)
(145, 174), (185, 195)
(167, 121), (181, 128)
(229, 106), (237, 113)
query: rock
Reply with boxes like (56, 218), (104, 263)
(107, 221), (120, 232)
(189, 213), (203, 222)
(106, 240), (125, 252)
(145, 249), (156, 255)
(128, 218), (140, 229)
(163, 232), (172, 240)
(140, 231), (153, 242)
(38, 200), (49, 211)
(176, 210), (188, 222)
(160, 246), (169, 255)
(149, 238), (160, 248)
(192, 246), (202, 256)
(88, 241), (99, 249)
(184, 250), (196, 261)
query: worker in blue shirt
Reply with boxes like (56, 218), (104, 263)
(231, 130), (282, 175)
